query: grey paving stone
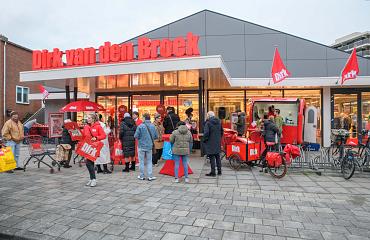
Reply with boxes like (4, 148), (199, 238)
(175, 216), (196, 226)
(161, 233), (187, 240)
(200, 228), (224, 240)
(193, 219), (214, 228)
(276, 227), (299, 238)
(85, 221), (110, 232)
(298, 229), (324, 239)
(223, 215), (243, 223)
(121, 227), (145, 238)
(28, 221), (55, 234)
(213, 221), (234, 231)
(141, 220), (164, 231)
(60, 228), (87, 240)
(78, 230), (106, 240)
(102, 224), (126, 236)
(233, 222), (255, 233)
(101, 234), (125, 240)
(222, 230), (245, 240)
(43, 224), (70, 237)
(185, 236), (208, 240)
(139, 230), (165, 240)
(180, 225), (203, 236)
(255, 224), (276, 235)
(283, 220), (304, 229)
(160, 223), (183, 233)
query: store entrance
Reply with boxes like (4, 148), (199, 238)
(97, 91), (200, 131)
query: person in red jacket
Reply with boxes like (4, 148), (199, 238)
(83, 113), (106, 187)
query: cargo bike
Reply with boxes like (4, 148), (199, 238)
(224, 128), (300, 178)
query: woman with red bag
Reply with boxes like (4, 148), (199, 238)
(83, 113), (106, 187)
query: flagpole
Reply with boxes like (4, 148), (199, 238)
(269, 46), (278, 86)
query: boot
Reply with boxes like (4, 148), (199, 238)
(103, 164), (112, 174)
(122, 162), (130, 172)
(96, 165), (103, 174)
(130, 161), (135, 171)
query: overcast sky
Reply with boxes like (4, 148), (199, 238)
(1, 0), (369, 50)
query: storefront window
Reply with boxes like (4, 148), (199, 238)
(208, 91), (244, 123)
(284, 90), (321, 143)
(116, 74), (129, 88)
(178, 94), (199, 126)
(132, 95), (160, 120)
(333, 94), (357, 136)
(133, 72), (160, 87)
(362, 92), (370, 132)
(164, 71), (177, 87)
(77, 77), (90, 94)
(178, 70), (199, 87)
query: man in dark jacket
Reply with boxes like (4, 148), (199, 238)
(235, 111), (246, 137)
(163, 107), (180, 134)
(203, 111), (224, 177)
(119, 113), (137, 172)
(261, 115), (279, 169)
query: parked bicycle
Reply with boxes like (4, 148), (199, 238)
(358, 129), (370, 168)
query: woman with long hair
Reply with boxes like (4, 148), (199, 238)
(83, 113), (106, 187)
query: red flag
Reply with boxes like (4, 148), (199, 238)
(39, 85), (49, 100)
(271, 48), (291, 84)
(340, 48), (360, 85)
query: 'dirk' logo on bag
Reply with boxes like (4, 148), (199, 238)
(81, 143), (98, 157)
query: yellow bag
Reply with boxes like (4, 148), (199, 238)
(0, 147), (16, 172)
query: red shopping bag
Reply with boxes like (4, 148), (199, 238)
(111, 139), (124, 162)
(75, 138), (104, 161)
(65, 122), (84, 141)
(266, 152), (282, 168)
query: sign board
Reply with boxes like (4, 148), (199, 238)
(48, 113), (64, 138)
(32, 32), (200, 70)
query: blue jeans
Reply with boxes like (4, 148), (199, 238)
(173, 154), (189, 179)
(138, 148), (153, 178)
(6, 140), (21, 167)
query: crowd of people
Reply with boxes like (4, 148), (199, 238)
(0, 107), (226, 187)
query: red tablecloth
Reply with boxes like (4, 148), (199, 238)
(159, 135), (194, 177)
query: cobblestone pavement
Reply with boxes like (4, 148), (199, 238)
(0, 146), (370, 240)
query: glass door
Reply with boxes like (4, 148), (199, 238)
(333, 94), (358, 137)
(131, 95), (160, 121)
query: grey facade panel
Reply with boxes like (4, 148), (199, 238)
(287, 59), (327, 77)
(245, 34), (287, 61)
(326, 48), (350, 59)
(244, 22), (279, 35)
(327, 59), (347, 77)
(246, 60), (271, 78)
(358, 58), (368, 76)
(140, 26), (169, 39)
(287, 35), (327, 60)
(205, 11), (244, 35)
(169, 12), (206, 37)
(206, 35), (245, 61)
(224, 61), (246, 78)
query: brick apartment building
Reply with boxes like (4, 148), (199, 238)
(0, 35), (41, 127)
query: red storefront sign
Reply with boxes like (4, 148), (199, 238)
(32, 32), (200, 70)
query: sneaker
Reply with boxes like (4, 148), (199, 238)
(138, 176), (145, 180)
(185, 178), (190, 183)
(148, 176), (156, 181)
(90, 179), (96, 187)
(174, 178), (179, 183)
(86, 180), (92, 186)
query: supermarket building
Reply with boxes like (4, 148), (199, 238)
(20, 10), (370, 147)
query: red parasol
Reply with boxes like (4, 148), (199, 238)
(60, 101), (105, 112)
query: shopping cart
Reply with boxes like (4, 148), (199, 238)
(23, 135), (61, 173)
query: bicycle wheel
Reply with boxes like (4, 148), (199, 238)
(267, 155), (287, 179)
(341, 152), (356, 180)
(229, 154), (242, 170)
(358, 146), (369, 167)
(220, 150), (226, 161)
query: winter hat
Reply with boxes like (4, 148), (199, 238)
(124, 112), (131, 118)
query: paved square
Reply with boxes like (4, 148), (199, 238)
(0, 146), (370, 239)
